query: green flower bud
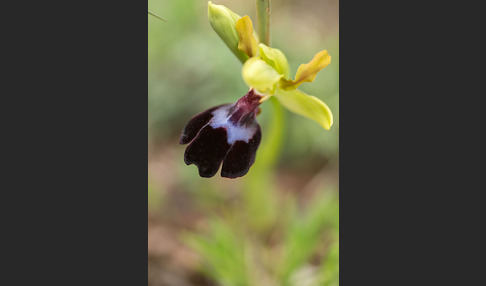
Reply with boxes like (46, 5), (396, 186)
(208, 1), (249, 63)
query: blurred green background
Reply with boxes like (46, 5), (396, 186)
(148, 0), (339, 285)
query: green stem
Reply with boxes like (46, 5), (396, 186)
(256, 0), (270, 46)
(242, 97), (284, 232)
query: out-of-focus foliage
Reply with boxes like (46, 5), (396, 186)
(148, 0), (339, 285)
(148, 175), (164, 210)
(184, 188), (338, 286)
(279, 191), (339, 284)
(185, 218), (250, 285)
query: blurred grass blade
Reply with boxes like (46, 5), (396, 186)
(320, 240), (339, 286)
(278, 191), (339, 283)
(182, 217), (250, 285)
(148, 10), (167, 22)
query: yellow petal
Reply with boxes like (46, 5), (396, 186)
(236, 16), (258, 58)
(280, 50), (331, 90)
(258, 43), (290, 78)
(242, 57), (283, 94)
(274, 88), (333, 130)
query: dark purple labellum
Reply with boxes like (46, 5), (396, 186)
(179, 89), (263, 178)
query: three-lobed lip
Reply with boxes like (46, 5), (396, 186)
(180, 89), (262, 178)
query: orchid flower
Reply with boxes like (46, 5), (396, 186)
(180, 2), (333, 179)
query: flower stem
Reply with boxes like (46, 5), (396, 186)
(256, 0), (270, 46)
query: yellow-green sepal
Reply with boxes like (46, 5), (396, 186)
(242, 57), (284, 95)
(280, 49), (331, 90)
(236, 16), (258, 58)
(258, 43), (290, 78)
(207, 1), (249, 63)
(274, 88), (333, 130)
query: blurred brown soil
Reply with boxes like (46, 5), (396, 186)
(148, 143), (338, 286)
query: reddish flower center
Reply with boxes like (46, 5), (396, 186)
(227, 89), (263, 126)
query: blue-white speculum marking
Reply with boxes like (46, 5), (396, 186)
(179, 89), (263, 178)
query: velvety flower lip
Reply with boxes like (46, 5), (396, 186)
(180, 89), (263, 178)
(179, 104), (227, 145)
